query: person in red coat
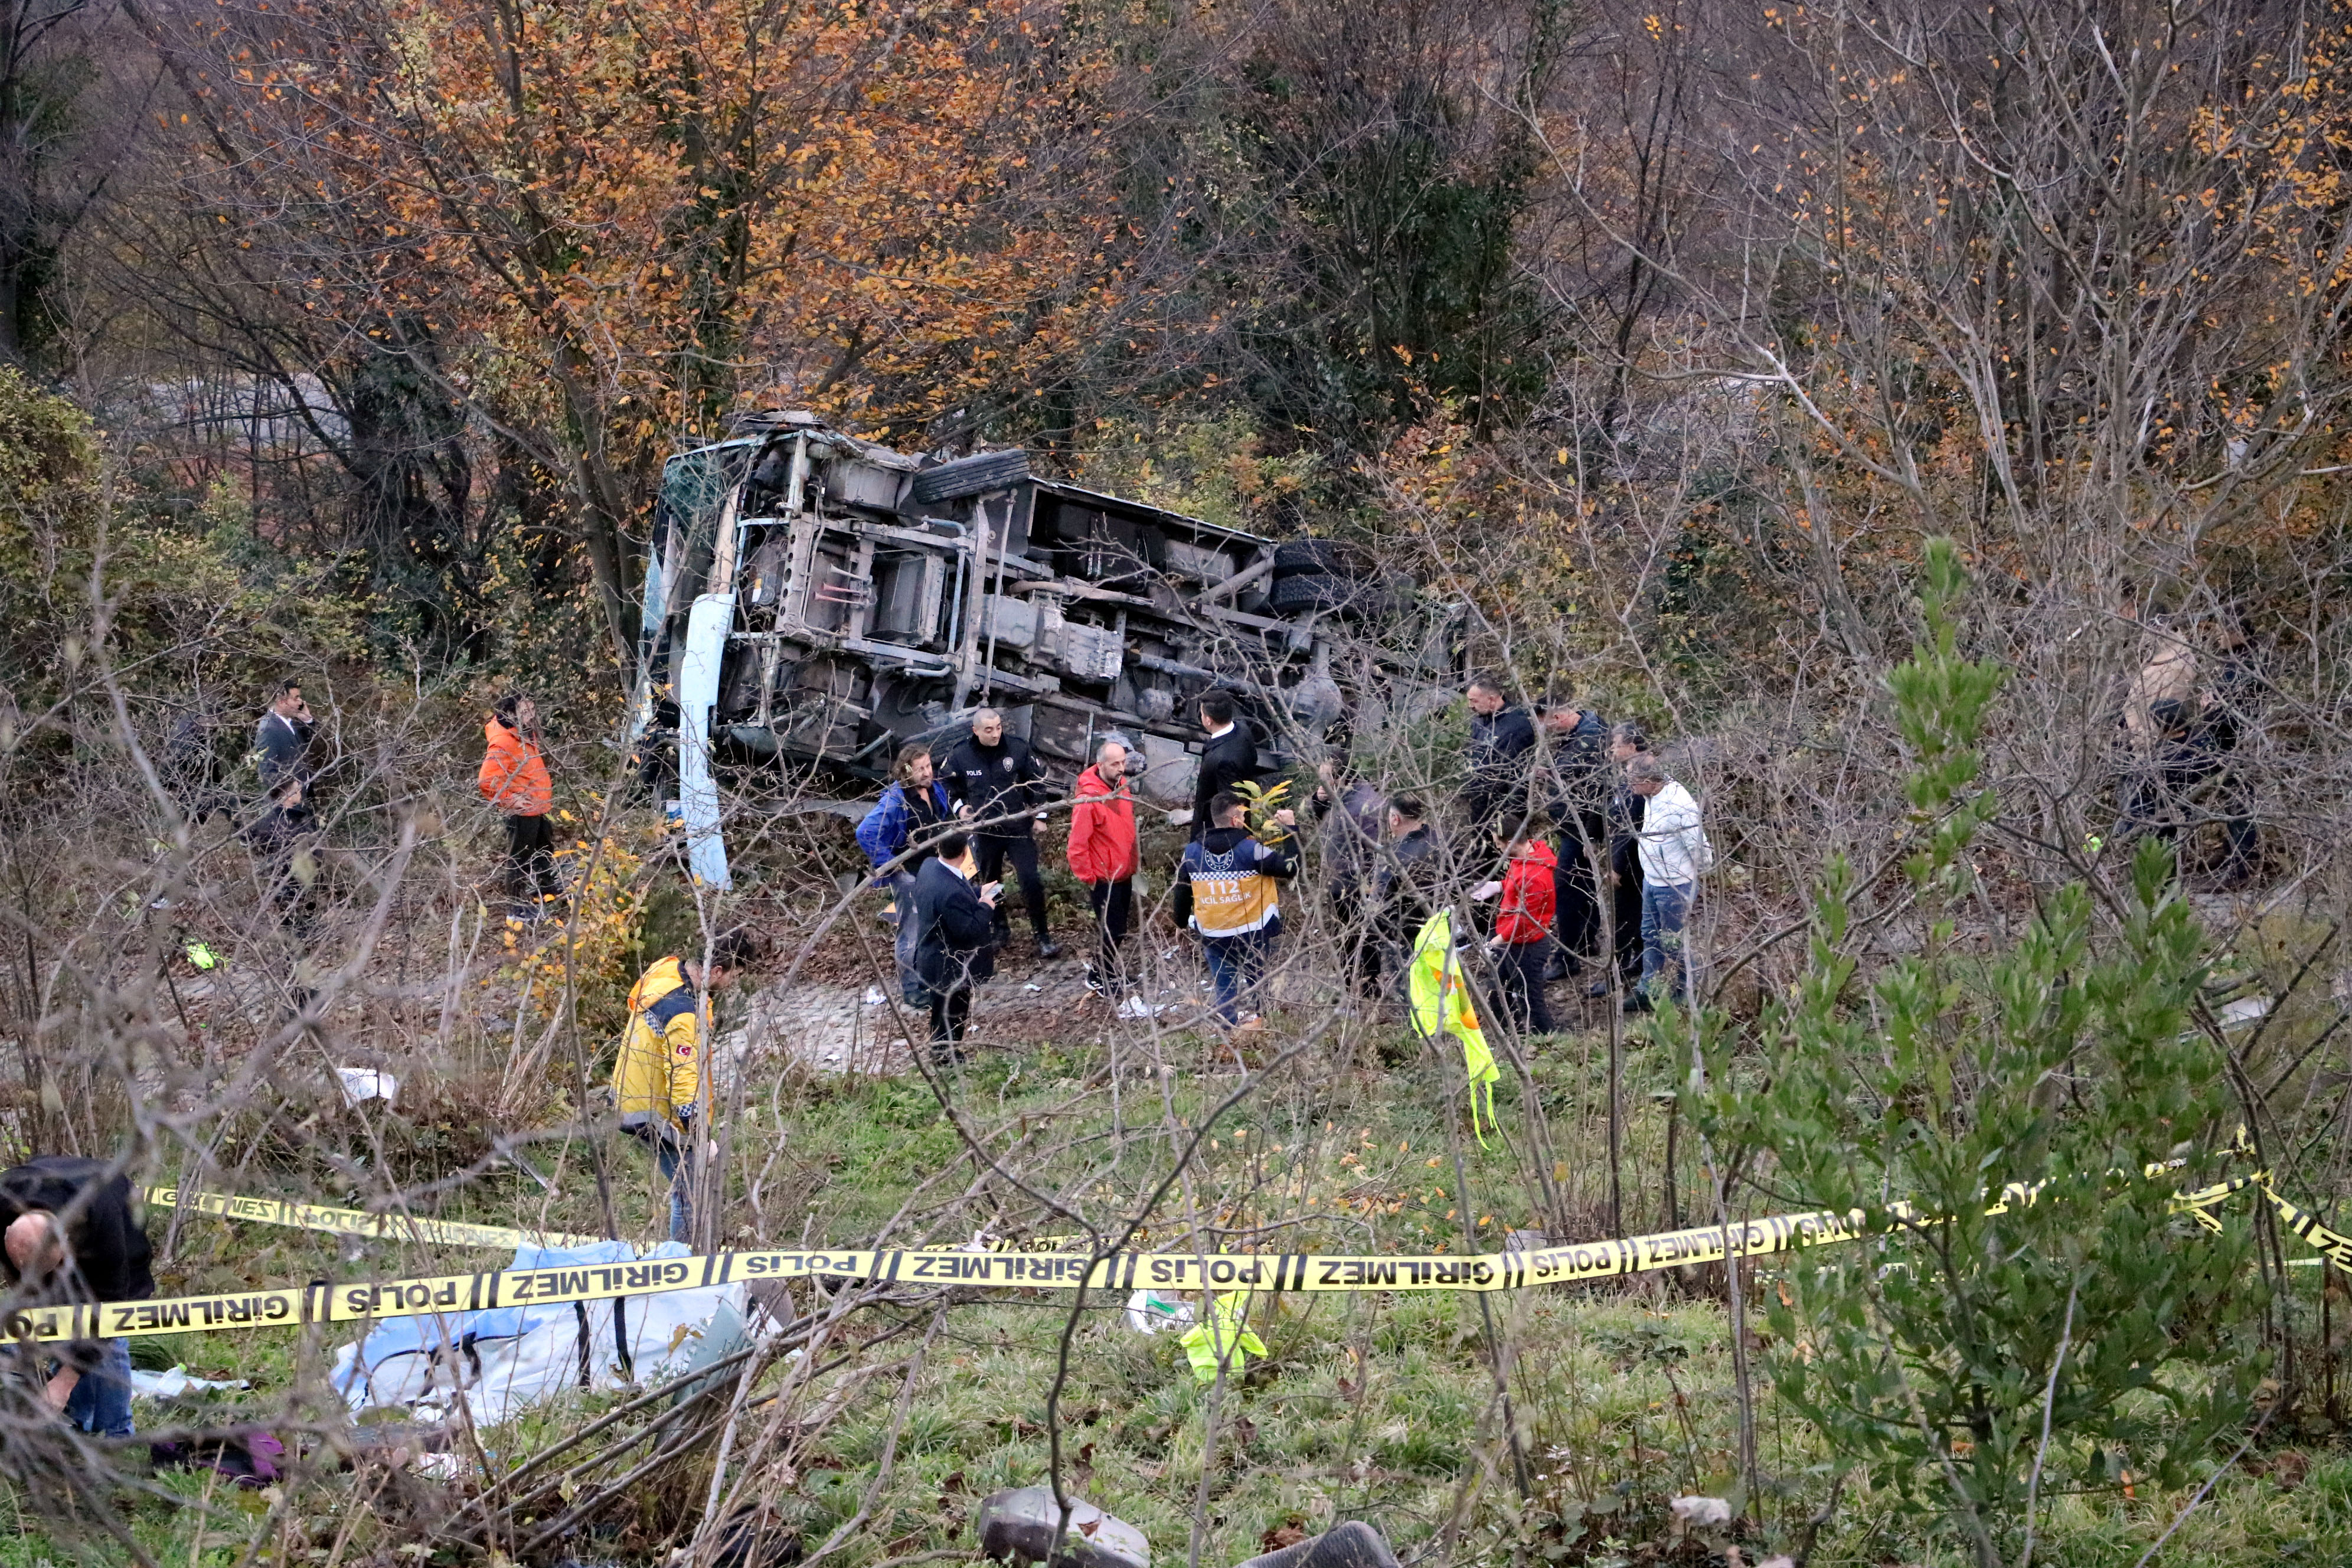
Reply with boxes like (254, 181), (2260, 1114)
(1482, 821), (1557, 1035)
(479, 693), (558, 914)
(1066, 737), (1140, 995)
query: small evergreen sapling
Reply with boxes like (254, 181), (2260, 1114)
(1698, 540), (2263, 1566)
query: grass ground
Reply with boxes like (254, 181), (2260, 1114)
(4, 998), (2343, 1568)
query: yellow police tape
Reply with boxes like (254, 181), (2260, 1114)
(145, 1187), (607, 1252)
(145, 1185), (1087, 1259)
(11, 1172), (2328, 1347)
(2177, 1172), (2352, 1275)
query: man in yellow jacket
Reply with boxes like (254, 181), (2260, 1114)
(612, 928), (757, 1242)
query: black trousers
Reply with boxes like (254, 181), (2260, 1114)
(2208, 765), (2259, 881)
(504, 813), (560, 902)
(1608, 844), (1644, 982)
(260, 843), (314, 934)
(1087, 878), (1132, 982)
(2124, 743), (2260, 881)
(974, 833), (1050, 942)
(929, 985), (973, 1051)
(1492, 940), (1554, 1035)
(1330, 880), (1383, 999)
(1553, 824), (1602, 962)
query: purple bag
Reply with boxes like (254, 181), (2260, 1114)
(151, 1429), (283, 1487)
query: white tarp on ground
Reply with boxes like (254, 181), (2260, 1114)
(329, 1240), (749, 1427)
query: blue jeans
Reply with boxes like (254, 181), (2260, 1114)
(890, 870), (924, 1004)
(1201, 931), (1268, 1024)
(649, 1128), (693, 1244)
(62, 1338), (134, 1438)
(1640, 880), (1693, 1003)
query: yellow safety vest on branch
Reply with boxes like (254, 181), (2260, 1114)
(1178, 1290), (1267, 1383)
(1409, 911), (1500, 1146)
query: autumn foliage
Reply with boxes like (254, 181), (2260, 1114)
(145, 0), (1139, 649)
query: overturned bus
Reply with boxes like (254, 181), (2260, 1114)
(629, 411), (1464, 887)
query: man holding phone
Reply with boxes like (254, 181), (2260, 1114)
(250, 679), (319, 930)
(255, 678), (315, 817)
(913, 831), (1002, 1063)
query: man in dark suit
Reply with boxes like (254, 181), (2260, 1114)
(912, 831), (1002, 1063)
(1190, 690), (1260, 842)
(1, 1157), (155, 1438)
(1377, 794), (1446, 982)
(254, 678), (314, 808)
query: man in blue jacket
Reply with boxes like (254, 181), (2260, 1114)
(858, 742), (955, 1003)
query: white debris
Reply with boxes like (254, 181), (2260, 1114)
(130, 1366), (250, 1399)
(335, 1067), (397, 1107)
(1669, 1496), (1732, 1528)
(2219, 995), (2273, 1028)
(1125, 1289), (1195, 1334)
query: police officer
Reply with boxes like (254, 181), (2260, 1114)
(1463, 675), (1536, 834)
(940, 708), (1061, 958)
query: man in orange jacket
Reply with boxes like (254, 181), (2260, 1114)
(1066, 737), (1139, 997)
(479, 694), (558, 915)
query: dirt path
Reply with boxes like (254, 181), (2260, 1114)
(737, 945), (1159, 1073)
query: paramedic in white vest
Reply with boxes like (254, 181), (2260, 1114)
(1172, 791), (1299, 1031)
(1626, 756), (1713, 1012)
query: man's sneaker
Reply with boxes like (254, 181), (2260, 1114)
(1037, 939), (1064, 960)
(1586, 977), (1615, 999)
(1084, 969), (1109, 998)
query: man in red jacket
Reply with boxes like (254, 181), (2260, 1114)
(1066, 737), (1139, 997)
(1481, 820), (1558, 1035)
(479, 693), (558, 915)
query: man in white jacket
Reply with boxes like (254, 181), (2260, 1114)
(1627, 756), (1712, 1010)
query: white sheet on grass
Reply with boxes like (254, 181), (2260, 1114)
(131, 1366), (251, 1399)
(328, 1240), (749, 1427)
